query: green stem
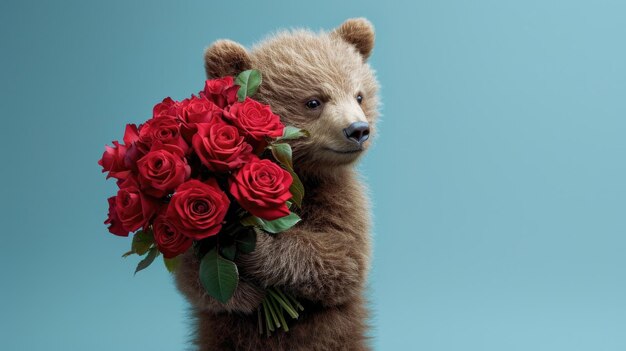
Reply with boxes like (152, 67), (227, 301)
(257, 305), (263, 335)
(265, 296), (281, 329)
(285, 291), (305, 311)
(262, 299), (274, 333)
(268, 289), (299, 319)
(276, 288), (300, 318)
(270, 294), (289, 332)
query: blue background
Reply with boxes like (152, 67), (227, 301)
(1, 1), (625, 350)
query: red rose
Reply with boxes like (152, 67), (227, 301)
(123, 141), (149, 173)
(167, 179), (230, 240)
(229, 158), (292, 220)
(153, 97), (179, 118)
(178, 96), (224, 142)
(192, 120), (253, 172)
(137, 143), (190, 197)
(114, 178), (159, 232)
(99, 141), (130, 180)
(104, 196), (129, 236)
(153, 209), (193, 258)
(201, 77), (239, 108)
(120, 123), (150, 173)
(179, 95), (223, 124)
(139, 116), (189, 153)
(224, 98), (284, 145)
(99, 124), (144, 180)
(123, 124), (140, 144)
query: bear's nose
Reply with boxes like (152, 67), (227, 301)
(343, 121), (370, 145)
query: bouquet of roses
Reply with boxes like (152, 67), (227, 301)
(99, 70), (308, 334)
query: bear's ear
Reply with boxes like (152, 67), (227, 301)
(331, 18), (375, 60)
(204, 39), (252, 78)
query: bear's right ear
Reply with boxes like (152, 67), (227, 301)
(204, 39), (252, 78)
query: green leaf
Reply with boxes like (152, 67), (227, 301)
(234, 229), (256, 254)
(270, 143), (293, 170)
(220, 243), (237, 261)
(268, 143), (304, 207)
(240, 215), (264, 227)
(199, 248), (239, 303)
(263, 212), (301, 234)
(163, 255), (181, 273)
(235, 69), (262, 101)
(241, 213), (301, 234)
(287, 170), (305, 208)
(135, 247), (158, 275)
(276, 126), (310, 141)
(132, 229), (154, 256)
(259, 212), (301, 234)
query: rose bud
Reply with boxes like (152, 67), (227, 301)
(153, 209), (193, 258)
(104, 196), (129, 236)
(224, 98), (284, 148)
(201, 76), (239, 108)
(166, 179), (230, 240)
(114, 177), (159, 232)
(137, 143), (191, 198)
(229, 158), (293, 221)
(192, 120), (253, 173)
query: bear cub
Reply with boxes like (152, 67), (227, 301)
(175, 18), (380, 351)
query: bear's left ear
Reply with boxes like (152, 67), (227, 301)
(204, 39), (252, 78)
(331, 18), (375, 60)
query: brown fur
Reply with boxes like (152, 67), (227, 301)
(204, 39), (252, 79)
(176, 18), (380, 350)
(331, 18), (375, 60)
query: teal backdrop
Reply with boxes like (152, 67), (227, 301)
(1, 1), (625, 350)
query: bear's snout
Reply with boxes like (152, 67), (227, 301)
(343, 121), (370, 145)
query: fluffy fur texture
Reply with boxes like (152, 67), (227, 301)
(175, 18), (380, 350)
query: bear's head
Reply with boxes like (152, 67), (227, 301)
(203, 18), (379, 179)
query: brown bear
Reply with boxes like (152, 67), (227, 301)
(175, 18), (380, 351)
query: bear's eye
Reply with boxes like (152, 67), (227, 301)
(356, 94), (363, 104)
(305, 99), (322, 109)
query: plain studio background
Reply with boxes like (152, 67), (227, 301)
(1, 0), (625, 350)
